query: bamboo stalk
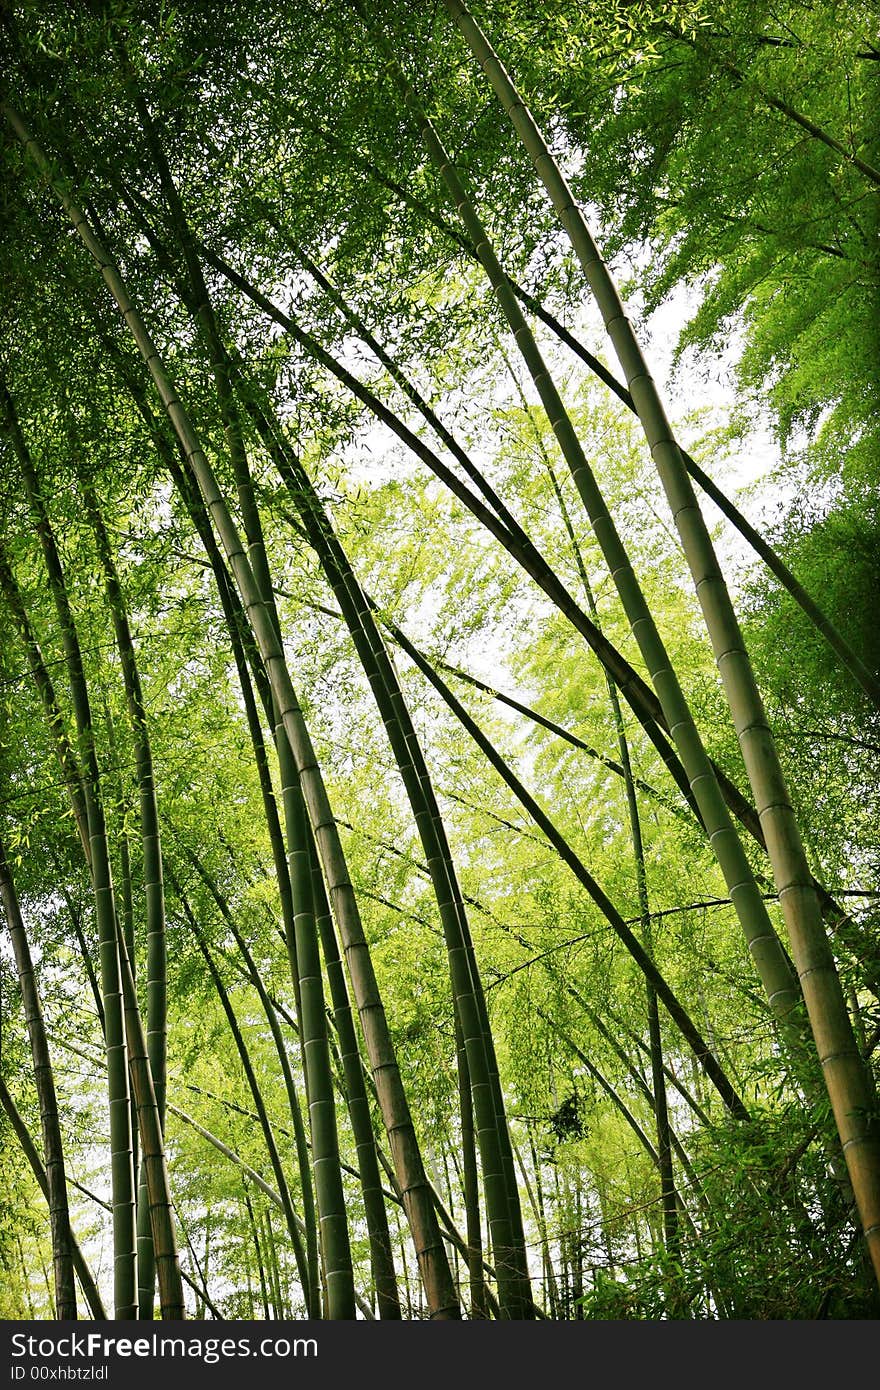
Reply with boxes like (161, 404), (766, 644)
(0, 1077), (105, 1319)
(0, 838), (77, 1318)
(0, 121), (457, 1316)
(439, 1), (880, 1280)
(6, 401), (136, 1316)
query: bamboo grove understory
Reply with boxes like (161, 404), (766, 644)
(1, 0), (878, 1320)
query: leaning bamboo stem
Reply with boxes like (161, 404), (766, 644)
(237, 386), (528, 1314)
(386, 613), (747, 1117)
(0, 117), (457, 1316)
(440, 1), (880, 1280)
(168, 1104), (288, 1214)
(6, 399), (136, 1316)
(373, 23), (806, 1044)
(0, 838), (77, 1318)
(0, 1077), (105, 1319)
(80, 477), (168, 1317)
(299, 103), (879, 711)
(305, 830), (403, 1319)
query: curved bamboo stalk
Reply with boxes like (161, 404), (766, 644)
(385, 612), (747, 1118)
(200, 243), (706, 829)
(362, 24), (838, 1101)
(236, 385), (529, 1315)
(182, 844), (320, 1316)
(162, 435), (395, 1317)
(0, 838), (77, 1318)
(0, 1077), (105, 1319)
(79, 476), (169, 1317)
(305, 822), (403, 1319)
(275, 741), (356, 1318)
(440, 1), (880, 1281)
(315, 65), (879, 710)
(4, 398), (136, 1316)
(285, 11), (880, 712)
(2, 126), (458, 1317)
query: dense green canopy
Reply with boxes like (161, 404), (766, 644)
(0, 0), (877, 1321)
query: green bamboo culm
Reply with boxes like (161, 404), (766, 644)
(237, 382), (531, 1316)
(114, 920), (185, 1317)
(0, 838), (78, 1319)
(165, 452), (324, 1312)
(183, 846), (321, 1317)
(109, 90), (383, 1314)
(2, 96), (457, 1319)
(0, 1078), (106, 1319)
(359, 18), (830, 1093)
(305, 830), (403, 1319)
(439, 0), (880, 1283)
(275, 742), (356, 1319)
(0, 537), (91, 868)
(0, 377), (136, 1317)
(79, 476), (169, 1318)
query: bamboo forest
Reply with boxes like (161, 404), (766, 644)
(0, 0), (878, 1324)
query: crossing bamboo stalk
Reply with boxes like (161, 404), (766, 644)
(439, 0), (880, 1280)
(0, 121), (459, 1314)
(0, 837), (77, 1318)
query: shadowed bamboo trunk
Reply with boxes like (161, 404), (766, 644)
(274, 656), (355, 1320)
(365, 21), (809, 1069)
(79, 475), (169, 1318)
(103, 101), (421, 1310)
(114, 919), (185, 1317)
(161, 437), (397, 1317)
(0, 838), (77, 1318)
(384, 612), (747, 1118)
(305, 830), (403, 1318)
(438, 0), (880, 1282)
(182, 845), (320, 1316)
(0, 125), (458, 1315)
(3, 391), (136, 1316)
(234, 381), (529, 1315)
(0, 1078), (105, 1318)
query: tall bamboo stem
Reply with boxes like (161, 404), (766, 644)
(439, 0), (880, 1280)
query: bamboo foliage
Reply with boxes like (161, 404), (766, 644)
(1, 105), (460, 1317)
(438, 0), (880, 1281)
(1, 5), (877, 1319)
(5, 395), (137, 1318)
(0, 839), (77, 1319)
